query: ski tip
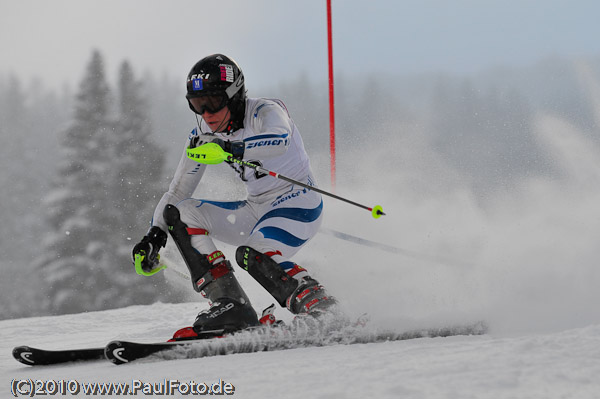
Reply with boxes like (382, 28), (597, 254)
(13, 346), (36, 366)
(104, 341), (129, 365)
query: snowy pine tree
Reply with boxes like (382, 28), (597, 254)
(107, 60), (173, 303)
(39, 50), (114, 313)
(39, 51), (178, 314)
(111, 61), (165, 234)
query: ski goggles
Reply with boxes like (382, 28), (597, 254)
(188, 94), (228, 115)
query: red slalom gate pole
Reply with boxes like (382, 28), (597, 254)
(326, 0), (336, 192)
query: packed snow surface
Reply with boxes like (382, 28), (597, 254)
(2, 302), (599, 399)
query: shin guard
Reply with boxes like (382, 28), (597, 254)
(235, 246), (299, 307)
(163, 204), (212, 291)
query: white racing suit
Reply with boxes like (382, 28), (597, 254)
(151, 98), (323, 272)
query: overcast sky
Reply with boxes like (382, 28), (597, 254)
(1, 0), (599, 92)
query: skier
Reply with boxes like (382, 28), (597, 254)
(132, 54), (337, 335)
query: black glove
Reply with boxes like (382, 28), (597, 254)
(212, 138), (244, 161)
(132, 226), (167, 272)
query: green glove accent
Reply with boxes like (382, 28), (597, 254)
(186, 142), (232, 164)
(134, 253), (167, 277)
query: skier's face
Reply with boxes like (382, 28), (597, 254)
(189, 96), (231, 132)
(202, 105), (231, 132)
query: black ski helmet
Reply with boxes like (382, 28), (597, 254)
(186, 54), (246, 132)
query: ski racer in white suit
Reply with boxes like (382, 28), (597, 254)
(132, 54), (337, 336)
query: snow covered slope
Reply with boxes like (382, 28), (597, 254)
(2, 302), (599, 399)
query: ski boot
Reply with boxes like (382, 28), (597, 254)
(284, 265), (338, 315)
(163, 204), (259, 336)
(171, 304), (281, 341)
(192, 259), (259, 335)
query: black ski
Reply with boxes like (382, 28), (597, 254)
(12, 345), (105, 366)
(104, 323), (276, 365)
(14, 320), (488, 366)
(104, 320), (488, 365)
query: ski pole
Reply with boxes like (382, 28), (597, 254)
(231, 158), (385, 218)
(187, 143), (385, 219)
